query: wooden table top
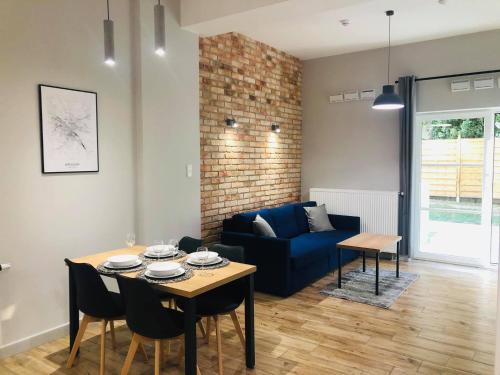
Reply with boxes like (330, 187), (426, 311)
(336, 232), (402, 254)
(72, 246), (256, 298)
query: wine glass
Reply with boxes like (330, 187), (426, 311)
(168, 239), (179, 261)
(196, 246), (212, 277)
(154, 240), (165, 261)
(126, 233), (136, 248)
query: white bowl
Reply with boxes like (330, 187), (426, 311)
(107, 254), (139, 268)
(189, 251), (218, 262)
(147, 261), (181, 276)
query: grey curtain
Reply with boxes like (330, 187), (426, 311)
(398, 76), (416, 257)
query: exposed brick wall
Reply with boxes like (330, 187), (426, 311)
(200, 33), (303, 243)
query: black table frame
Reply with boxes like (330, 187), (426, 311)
(337, 241), (400, 295)
(68, 270), (255, 375)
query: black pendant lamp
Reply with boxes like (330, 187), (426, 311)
(372, 10), (404, 110)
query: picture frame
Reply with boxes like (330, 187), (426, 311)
(39, 84), (99, 173)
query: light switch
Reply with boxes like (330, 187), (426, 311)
(186, 164), (193, 178)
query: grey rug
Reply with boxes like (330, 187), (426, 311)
(321, 268), (419, 309)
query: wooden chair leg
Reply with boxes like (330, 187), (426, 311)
(121, 333), (140, 375)
(100, 320), (107, 375)
(197, 320), (206, 337)
(168, 299), (173, 309)
(139, 342), (148, 363)
(206, 317), (211, 344)
(110, 320), (117, 350)
(229, 311), (245, 350)
(66, 314), (91, 368)
(197, 365), (202, 375)
(214, 316), (224, 375)
(155, 340), (161, 375)
(177, 338), (184, 367)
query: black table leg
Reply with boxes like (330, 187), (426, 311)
(68, 266), (79, 353)
(337, 247), (342, 288)
(362, 251), (366, 272)
(245, 274), (255, 369)
(183, 297), (197, 375)
(375, 253), (380, 296)
(396, 242), (400, 278)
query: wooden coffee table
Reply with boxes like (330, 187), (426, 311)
(336, 232), (402, 295)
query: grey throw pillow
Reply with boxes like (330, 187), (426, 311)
(304, 204), (335, 232)
(253, 214), (277, 237)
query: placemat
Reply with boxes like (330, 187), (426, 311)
(96, 261), (147, 276)
(181, 257), (230, 270)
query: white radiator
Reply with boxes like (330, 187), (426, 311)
(310, 188), (399, 249)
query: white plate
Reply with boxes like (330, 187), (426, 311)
(104, 259), (142, 269)
(147, 261), (181, 277)
(145, 267), (185, 279)
(189, 251), (218, 262)
(144, 249), (178, 258)
(107, 254), (140, 268)
(187, 256), (223, 266)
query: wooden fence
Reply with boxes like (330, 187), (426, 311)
(421, 138), (500, 200)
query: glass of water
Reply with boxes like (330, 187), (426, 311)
(126, 233), (136, 248)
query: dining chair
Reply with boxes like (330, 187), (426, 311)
(64, 259), (147, 375)
(177, 244), (246, 375)
(179, 236), (203, 254)
(116, 274), (202, 375)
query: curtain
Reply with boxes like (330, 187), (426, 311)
(398, 76), (416, 257)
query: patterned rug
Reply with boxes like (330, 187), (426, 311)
(321, 267), (419, 309)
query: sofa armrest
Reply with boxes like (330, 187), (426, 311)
(221, 231), (291, 295)
(328, 214), (360, 233)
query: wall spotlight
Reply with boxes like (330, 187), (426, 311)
(271, 123), (280, 133)
(225, 118), (238, 128)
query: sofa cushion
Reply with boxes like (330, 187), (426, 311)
(233, 209), (275, 234)
(290, 230), (357, 270)
(304, 204), (335, 232)
(270, 204), (302, 238)
(294, 201), (317, 233)
(253, 214), (277, 237)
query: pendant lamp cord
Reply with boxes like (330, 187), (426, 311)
(387, 13), (391, 85)
(106, 0), (110, 20)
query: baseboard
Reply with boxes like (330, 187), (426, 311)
(0, 322), (69, 359)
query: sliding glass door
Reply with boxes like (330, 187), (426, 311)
(413, 110), (496, 266)
(491, 113), (500, 264)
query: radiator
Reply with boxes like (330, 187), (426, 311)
(310, 188), (399, 249)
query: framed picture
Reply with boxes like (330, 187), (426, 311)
(39, 84), (99, 173)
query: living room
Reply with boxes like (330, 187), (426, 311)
(0, 0), (499, 374)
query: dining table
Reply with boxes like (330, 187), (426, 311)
(68, 245), (257, 375)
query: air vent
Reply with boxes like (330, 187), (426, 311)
(344, 91), (359, 101)
(360, 89), (376, 100)
(474, 77), (494, 90)
(451, 80), (470, 92)
(329, 93), (344, 103)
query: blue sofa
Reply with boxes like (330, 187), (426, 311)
(221, 201), (360, 297)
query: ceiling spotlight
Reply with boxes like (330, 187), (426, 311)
(271, 124), (281, 133)
(340, 19), (350, 27)
(438, 0), (447, 4)
(225, 118), (238, 128)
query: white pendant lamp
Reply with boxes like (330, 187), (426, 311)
(154, 0), (166, 56)
(103, 0), (115, 66)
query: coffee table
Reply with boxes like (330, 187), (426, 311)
(336, 232), (402, 295)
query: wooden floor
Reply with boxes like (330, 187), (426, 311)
(0, 259), (497, 374)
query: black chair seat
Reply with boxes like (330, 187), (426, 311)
(177, 283), (244, 316)
(133, 307), (185, 339)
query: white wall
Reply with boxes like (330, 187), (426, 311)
(0, 0), (200, 356)
(302, 29), (500, 198)
(135, 0), (201, 243)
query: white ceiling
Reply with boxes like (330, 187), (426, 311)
(183, 0), (500, 60)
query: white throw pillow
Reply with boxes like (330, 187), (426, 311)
(303, 204), (335, 232)
(253, 214), (277, 237)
